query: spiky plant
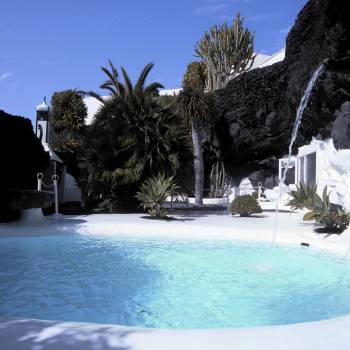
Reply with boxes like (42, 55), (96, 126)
(288, 184), (349, 233)
(135, 174), (178, 218)
(195, 13), (255, 90)
(287, 183), (319, 211)
(82, 61), (163, 103)
(302, 186), (331, 222)
(183, 61), (207, 91)
(209, 161), (227, 198)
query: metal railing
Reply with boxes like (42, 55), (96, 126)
(37, 173), (59, 215)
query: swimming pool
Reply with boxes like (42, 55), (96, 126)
(1, 235), (350, 329)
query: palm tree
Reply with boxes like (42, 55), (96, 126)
(83, 61), (163, 102)
(195, 13), (255, 90)
(79, 63), (187, 210)
(178, 88), (216, 206)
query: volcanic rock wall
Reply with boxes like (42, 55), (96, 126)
(0, 110), (50, 221)
(212, 0), (350, 188)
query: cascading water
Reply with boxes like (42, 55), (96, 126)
(272, 63), (325, 243)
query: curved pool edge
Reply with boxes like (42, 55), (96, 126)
(2, 211), (350, 349)
(1, 211), (350, 258)
(1, 314), (350, 350)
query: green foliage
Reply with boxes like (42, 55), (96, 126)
(317, 209), (350, 233)
(288, 183), (318, 211)
(183, 61), (207, 92)
(157, 94), (177, 109)
(301, 186), (330, 222)
(195, 13), (255, 90)
(50, 90), (87, 134)
(209, 161), (227, 198)
(288, 183), (349, 233)
(230, 194), (262, 217)
(177, 88), (217, 129)
(79, 63), (188, 210)
(135, 174), (178, 218)
(50, 90), (87, 179)
(83, 61), (164, 102)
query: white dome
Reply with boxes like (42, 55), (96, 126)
(36, 101), (49, 112)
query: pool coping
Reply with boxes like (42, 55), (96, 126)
(1, 210), (350, 349)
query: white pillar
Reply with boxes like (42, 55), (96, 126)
(257, 182), (262, 203)
(278, 159), (282, 182)
(37, 173), (43, 191)
(304, 156), (308, 186)
(52, 174), (59, 215)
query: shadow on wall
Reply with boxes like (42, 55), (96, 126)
(0, 318), (141, 350)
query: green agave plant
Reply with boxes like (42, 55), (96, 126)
(135, 174), (178, 218)
(288, 183), (350, 233)
(287, 182), (318, 211)
(302, 186), (330, 222)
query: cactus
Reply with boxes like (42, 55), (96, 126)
(209, 161), (227, 198)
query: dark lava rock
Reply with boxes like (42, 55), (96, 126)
(8, 189), (54, 211)
(210, 0), (350, 187)
(332, 101), (350, 149)
(0, 110), (50, 222)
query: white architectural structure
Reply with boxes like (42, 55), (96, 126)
(84, 49), (286, 124)
(278, 138), (350, 209)
(238, 177), (255, 196)
(84, 89), (181, 125)
(258, 48), (286, 68)
(159, 88), (182, 96)
(278, 156), (297, 186)
(35, 99), (82, 205)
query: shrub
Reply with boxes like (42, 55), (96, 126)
(230, 194), (262, 217)
(209, 161), (227, 198)
(317, 209), (350, 233)
(304, 207), (350, 234)
(135, 174), (178, 218)
(288, 184), (350, 233)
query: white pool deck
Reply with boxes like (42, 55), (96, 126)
(1, 209), (350, 350)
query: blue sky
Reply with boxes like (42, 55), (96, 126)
(0, 0), (306, 125)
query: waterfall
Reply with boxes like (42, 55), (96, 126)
(272, 63), (325, 243)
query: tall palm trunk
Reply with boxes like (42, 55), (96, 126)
(192, 123), (204, 206)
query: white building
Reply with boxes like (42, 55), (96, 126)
(84, 49), (286, 125)
(278, 139), (350, 209)
(258, 48), (286, 68)
(35, 99), (82, 206)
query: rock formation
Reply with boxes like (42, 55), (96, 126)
(0, 110), (50, 221)
(211, 0), (350, 188)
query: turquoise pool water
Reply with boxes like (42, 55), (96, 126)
(1, 235), (350, 328)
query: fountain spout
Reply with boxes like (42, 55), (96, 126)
(324, 57), (350, 74)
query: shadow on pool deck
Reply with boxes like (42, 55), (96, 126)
(0, 318), (140, 350)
